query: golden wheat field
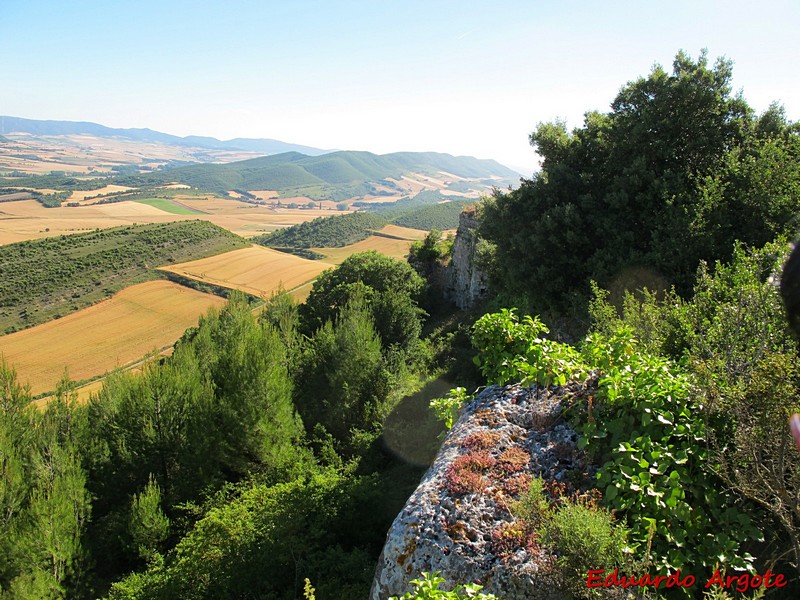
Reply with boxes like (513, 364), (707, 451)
(159, 245), (334, 297)
(0, 199), (199, 244)
(377, 224), (429, 240)
(0, 280), (225, 395)
(312, 236), (413, 264)
(0, 197), (345, 245)
(68, 184), (137, 203)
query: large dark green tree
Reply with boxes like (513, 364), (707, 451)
(295, 293), (391, 445)
(300, 251), (426, 353)
(81, 293), (308, 581)
(0, 361), (91, 599)
(481, 50), (800, 316)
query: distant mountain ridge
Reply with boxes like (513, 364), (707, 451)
(0, 115), (330, 157)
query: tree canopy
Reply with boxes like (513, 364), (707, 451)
(480, 50), (800, 316)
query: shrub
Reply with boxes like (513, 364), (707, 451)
(389, 571), (498, 600)
(540, 495), (631, 597)
(512, 475), (550, 529)
(471, 308), (586, 387)
(430, 387), (470, 430)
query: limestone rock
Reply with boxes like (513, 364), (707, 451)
(370, 378), (599, 600)
(444, 208), (488, 309)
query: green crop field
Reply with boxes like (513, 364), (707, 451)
(133, 197), (202, 214)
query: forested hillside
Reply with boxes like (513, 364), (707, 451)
(254, 211), (388, 250)
(0, 221), (248, 333)
(254, 201), (473, 256)
(111, 150), (517, 199)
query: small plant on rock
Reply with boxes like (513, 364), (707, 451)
(461, 430), (501, 451)
(389, 571), (498, 600)
(444, 451), (496, 495)
(430, 387), (471, 429)
(490, 521), (540, 562)
(495, 446), (530, 474)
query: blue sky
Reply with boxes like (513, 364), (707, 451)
(1, 0), (799, 174)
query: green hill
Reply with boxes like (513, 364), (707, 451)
(0, 221), (248, 334)
(387, 200), (474, 230)
(253, 211), (388, 251)
(114, 150), (517, 199)
(254, 198), (475, 256)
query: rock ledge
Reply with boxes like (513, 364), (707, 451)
(370, 378), (598, 599)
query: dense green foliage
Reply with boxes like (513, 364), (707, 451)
(468, 308), (762, 586)
(388, 200), (473, 230)
(389, 572), (498, 600)
(0, 369), (91, 598)
(0, 220), (247, 334)
(253, 211), (388, 250)
(299, 251), (426, 352)
(480, 50), (800, 317)
(589, 241), (800, 575)
(294, 294), (392, 446)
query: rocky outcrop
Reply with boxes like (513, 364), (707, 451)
(444, 208), (488, 309)
(370, 378), (598, 600)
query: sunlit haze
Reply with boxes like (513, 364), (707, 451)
(2, 0), (799, 175)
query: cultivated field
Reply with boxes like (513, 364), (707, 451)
(159, 245), (334, 297)
(312, 235), (413, 264)
(0, 280), (225, 395)
(377, 224), (430, 240)
(69, 184), (136, 203)
(0, 199), (198, 244)
(0, 198), (345, 245)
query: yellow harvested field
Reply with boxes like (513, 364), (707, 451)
(313, 235), (415, 265)
(250, 190), (279, 200)
(377, 224), (429, 240)
(0, 197), (355, 246)
(0, 281), (225, 395)
(0, 199), (199, 244)
(69, 184), (136, 202)
(159, 245), (334, 297)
